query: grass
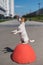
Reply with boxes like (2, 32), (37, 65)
(27, 15), (43, 22)
(0, 19), (7, 23)
(0, 18), (15, 23)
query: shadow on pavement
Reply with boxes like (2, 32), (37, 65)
(4, 47), (13, 53)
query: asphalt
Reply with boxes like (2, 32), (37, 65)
(0, 20), (43, 65)
(0, 19), (43, 26)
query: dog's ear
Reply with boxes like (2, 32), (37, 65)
(25, 18), (27, 22)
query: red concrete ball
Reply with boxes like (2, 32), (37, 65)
(11, 43), (36, 64)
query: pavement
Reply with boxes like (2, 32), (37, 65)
(0, 20), (43, 65)
(0, 19), (43, 26)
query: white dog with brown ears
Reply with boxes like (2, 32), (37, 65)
(11, 17), (35, 44)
